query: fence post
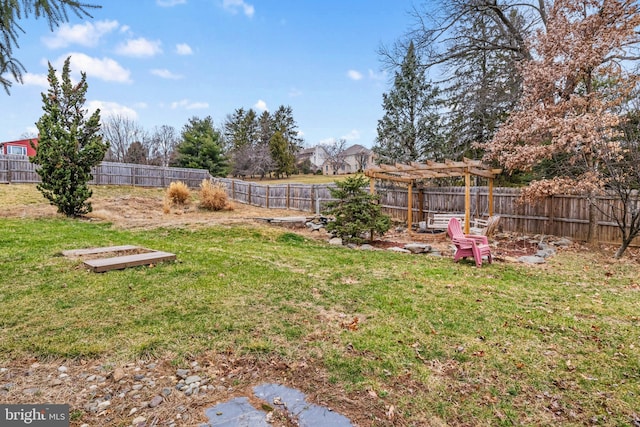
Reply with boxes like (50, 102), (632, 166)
(286, 184), (290, 209)
(266, 185), (270, 209)
(6, 156), (11, 184)
(248, 183), (252, 205)
(232, 180), (236, 201)
(310, 185), (316, 214)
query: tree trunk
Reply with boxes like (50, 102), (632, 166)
(614, 240), (631, 259)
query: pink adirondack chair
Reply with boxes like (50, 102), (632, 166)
(447, 217), (493, 267)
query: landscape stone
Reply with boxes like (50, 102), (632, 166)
(359, 244), (374, 250)
(329, 237), (343, 246)
(113, 368), (126, 382)
(536, 248), (556, 258)
(184, 375), (201, 385)
(518, 255), (546, 264)
(148, 395), (163, 408)
(387, 247), (411, 253)
(404, 243), (431, 254)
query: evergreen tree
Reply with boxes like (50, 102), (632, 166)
(30, 57), (108, 217)
(173, 116), (227, 177)
(374, 41), (443, 164)
(1, 0), (99, 94)
(124, 141), (147, 164)
(269, 131), (295, 178)
(323, 174), (391, 244)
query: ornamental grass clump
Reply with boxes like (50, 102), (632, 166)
(199, 179), (232, 211)
(164, 181), (191, 213)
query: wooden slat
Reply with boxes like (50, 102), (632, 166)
(83, 251), (176, 273)
(62, 245), (139, 257)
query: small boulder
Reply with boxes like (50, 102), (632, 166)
(329, 237), (343, 246)
(518, 255), (546, 264)
(387, 247), (411, 254)
(404, 243), (431, 254)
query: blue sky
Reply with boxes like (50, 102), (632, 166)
(1, 0), (418, 148)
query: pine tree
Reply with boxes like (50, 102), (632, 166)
(269, 131), (294, 178)
(1, 0), (99, 94)
(374, 41), (443, 164)
(173, 116), (227, 177)
(324, 174), (391, 244)
(30, 57), (108, 217)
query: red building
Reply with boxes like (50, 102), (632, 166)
(0, 138), (38, 156)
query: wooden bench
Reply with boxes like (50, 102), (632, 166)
(427, 213), (466, 230)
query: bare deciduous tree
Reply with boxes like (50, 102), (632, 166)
(322, 139), (348, 175)
(101, 115), (147, 163)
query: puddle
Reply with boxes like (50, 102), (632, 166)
(202, 383), (353, 427)
(202, 397), (269, 426)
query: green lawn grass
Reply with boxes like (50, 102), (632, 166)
(1, 198), (639, 424)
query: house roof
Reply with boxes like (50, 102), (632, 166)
(342, 144), (371, 156)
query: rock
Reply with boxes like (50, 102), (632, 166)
(306, 222), (324, 231)
(161, 387), (172, 397)
(132, 384), (144, 391)
(404, 243), (431, 254)
(329, 237), (343, 246)
(86, 375), (96, 382)
(418, 221), (427, 232)
(553, 237), (572, 247)
(346, 243), (358, 249)
(112, 368), (126, 382)
(359, 244), (374, 250)
(387, 247), (411, 253)
(536, 248), (556, 258)
(133, 374), (145, 381)
(50, 378), (63, 386)
(58, 366), (68, 373)
(148, 395), (163, 408)
(97, 400), (111, 410)
(518, 256), (546, 264)
(185, 375), (201, 385)
(23, 388), (40, 395)
(2, 383), (15, 391)
(131, 416), (146, 426)
(176, 369), (189, 379)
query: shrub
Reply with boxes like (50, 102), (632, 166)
(199, 179), (230, 211)
(323, 174), (391, 244)
(166, 181), (191, 205)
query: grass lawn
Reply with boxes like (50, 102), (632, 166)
(1, 185), (639, 425)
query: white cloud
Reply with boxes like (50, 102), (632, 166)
(347, 70), (363, 81)
(176, 43), (193, 55)
(151, 69), (183, 79)
(253, 99), (268, 112)
(170, 99), (209, 110)
(59, 53), (132, 83)
(88, 101), (138, 120)
(157, 0), (187, 6)
(43, 20), (119, 48)
(116, 38), (162, 58)
(222, 0), (255, 18)
(21, 73), (49, 88)
(341, 129), (361, 141)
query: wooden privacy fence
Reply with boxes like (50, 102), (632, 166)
(0, 155), (210, 188)
(2, 154), (635, 245)
(213, 178), (336, 213)
(213, 178), (636, 246)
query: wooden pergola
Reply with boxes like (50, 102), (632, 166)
(364, 158), (502, 234)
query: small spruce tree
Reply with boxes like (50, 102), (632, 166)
(30, 57), (109, 217)
(324, 174), (391, 244)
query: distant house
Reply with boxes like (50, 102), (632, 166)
(296, 145), (327, 173)
(0, 138), (38, 156)
(323, 144), (375, 175)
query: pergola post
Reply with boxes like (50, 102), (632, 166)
(369, 177), (375, 194)
(464, 171), (471, 234)
(488, 178), (494, 216)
